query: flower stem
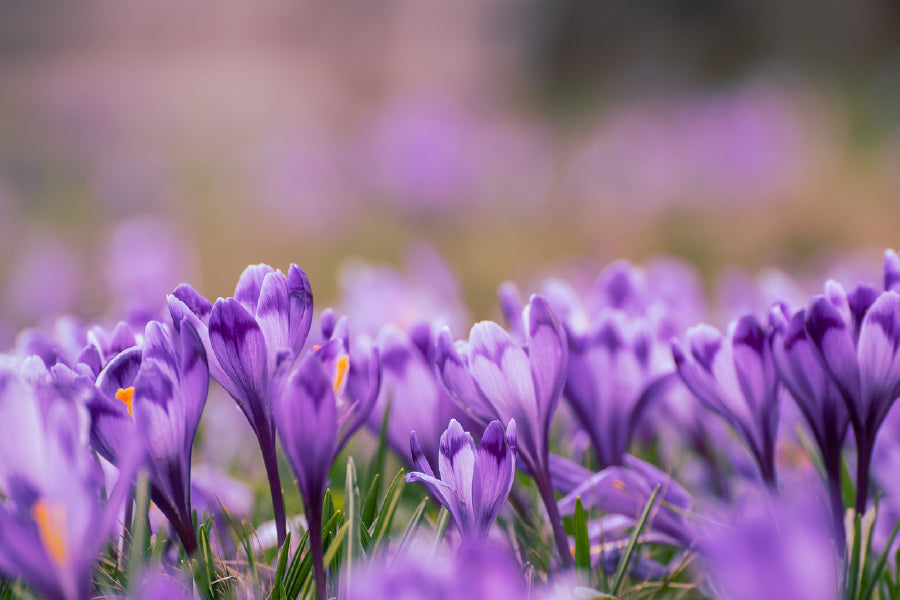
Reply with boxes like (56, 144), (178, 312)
(306, 494), (327, 600)
(855, 432), (873, 516)
(259, 431), (287, 547)
(533, 464), (573, 569)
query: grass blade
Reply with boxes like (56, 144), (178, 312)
(610, 485), (660, 596)
(342, 456), (362, 598)
(396, 497), (429, 554)
(272, 530), (292, 600)
(574, 497), (591, 584)
(371, 469), (406, 553)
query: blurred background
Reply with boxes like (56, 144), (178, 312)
(1, 0), (900, 346)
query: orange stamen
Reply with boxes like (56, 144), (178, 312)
(115, 387), (134, 418)
(334, 355), (349, 395)
(32, 499), (68, 566)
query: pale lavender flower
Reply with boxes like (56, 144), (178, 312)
(273, 333), (380, 600)
(0, 370), (139, 600)
(700, 486), (840, 600)
(437, 294), (572, 566)
(407, 419), (516, 541)
(804, 256), (900, 513)
(673, 314), (781, 488)
(168, 263), (313, 546)
(86, 319), (209, 554)
(344, 540), (526, 600)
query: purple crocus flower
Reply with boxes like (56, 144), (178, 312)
(700, 485), (840, 600)
(372, 322), (476, 468)
(0, 370), (139, 600)
(804, 257), (900, 513)
(407, 418), (516, 541)
(86, 319), (208, 554)
(770, 305), (849, 547)
(437, 294), (573, 567)
(273, 332), (380, 600)
(168, 263), (313, 546)
(565, 311), (677, 468)
(556, 455), (694, 548)
(672, 314), (780, 488)
(344, 539), (527, 600)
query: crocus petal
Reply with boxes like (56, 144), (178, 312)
(170, 284), (213, 325)
(468, 322), (539, 436)
(287, 264), (314, 357)
(96, 347), (143, 400)
(142, 322), (179, 380)
(885, 249), (900, 293)
(234, 264), (275, 315)
(436, 328), (496, 421)
(438, 419), (476, 532)
(178, 319), (209, 452)
(857, 291), (900, 424)
(133, 362), (183, 467)
(472, 419), (516, 535)
(526, 295), (568, 433)
(256, 271), (291, 373)
(805, 296), (861, 411)
(497, 281), (526, 342)
(274, 354), (338, 501)
(209, 298), (270, 422)
(731, 315), (773, 419)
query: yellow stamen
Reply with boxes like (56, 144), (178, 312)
(115, 387), (134, 418)
(334, 355), (349, 395)
(32, 499), (69, 566)
(312, 344), (321, 351)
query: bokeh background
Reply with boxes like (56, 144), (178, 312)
(2, 1), (900, 346)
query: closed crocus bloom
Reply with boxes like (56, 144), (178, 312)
(437, 294), (573, 567)
(274, 333), (380, 600)
(565, 311), (677, 468)
(87, 319), (208, 554)
(373, 322), (475, 468)
(770, 306), (849, 548)
(167, 263), (313, 546)
(805, 268), (900, 514)
(407, 419), (516, 541)
(0, 371), (139, 600)
(672, 314), (780, 488)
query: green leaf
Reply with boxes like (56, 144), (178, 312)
(860, 514), (900, 600)
(845, 513), (863, 600)
(396, 497), (429, 554)
(371, 469), (406, 553)
(342, 456), (363, 598)
(283, 529), (311, 600)
(127, 470), (150, 586)
(323, 521), (351, 568)
(574, 497), (591, 584)
(430, 507), (450, 559)
(841, 455), (857, 514)
(368, 398), (392, 494)
(362, 473), (381, 530)
(610, 485), (660, 596)
(272, 530), (292, 600)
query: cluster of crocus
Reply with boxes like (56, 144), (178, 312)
(6, 247), (900, 599)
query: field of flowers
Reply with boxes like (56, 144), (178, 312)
(3, 3), (900, 599)
(4, 246), (900, 599)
